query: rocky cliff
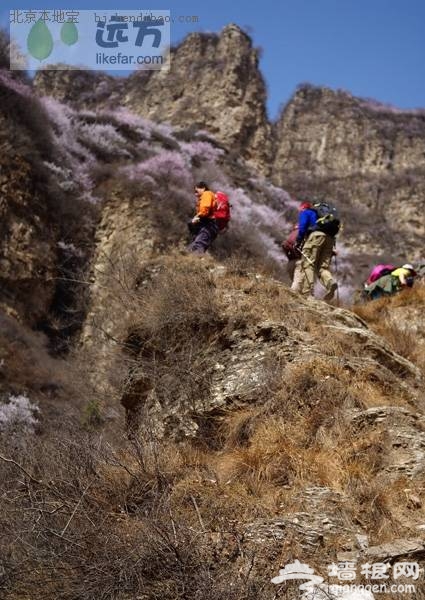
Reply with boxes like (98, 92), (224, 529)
(34, 24), (272, 173)
(0, 71), (58, 324)
(272, 85), (425, 269)
(33, 24), (425, 276)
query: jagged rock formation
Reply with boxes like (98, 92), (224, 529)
(34, 24), (272, 172)
(273, 86), (425, 179)
(124, 25), (272, 173)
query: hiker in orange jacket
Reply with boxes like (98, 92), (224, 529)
(188, 181), (219, 253)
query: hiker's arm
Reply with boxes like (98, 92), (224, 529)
(196, 192), (214, 218)
(296, 212), (309, 244)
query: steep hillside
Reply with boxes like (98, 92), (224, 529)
(1, 253), (425, 600)
(0, 67), (97, 345)
(33, 25), (425, 284)
(1, 24), (425, 600)
(0, 69), (61, 324)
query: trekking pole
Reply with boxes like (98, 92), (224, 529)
(298, 247), (316, 293)
(298, 247), (315, 266)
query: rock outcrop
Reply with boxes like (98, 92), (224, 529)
(272, 85), (425, 267)
(0, 71), (60, 324)
(34, 24), (272, 173)
(79, 180), (156, 398)
(122, 262), (424, 440)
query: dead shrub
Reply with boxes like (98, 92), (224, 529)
(0, 428), (273, 600)
(122, 259), (226, 436)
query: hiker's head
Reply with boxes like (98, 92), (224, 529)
(299, 201), (312, 211)
(194, 181), (208, 196)
(402, 263), (416, 274)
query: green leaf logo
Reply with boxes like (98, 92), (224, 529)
(61, 21), (79, 46)
(27, 19), (53, 61)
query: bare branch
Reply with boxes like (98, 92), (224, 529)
(0, 453), (42, 485)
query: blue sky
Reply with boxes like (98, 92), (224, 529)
(2, 0), (425, 119)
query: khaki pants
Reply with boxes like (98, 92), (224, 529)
(299, 231), (335, 297)
(290, 259), (303, 292)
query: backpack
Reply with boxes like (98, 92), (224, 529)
(282, 226), (300, 260)
(213, 191), (231, 231)
(367, 264), (396, 285)
(312, 201), (340, 236)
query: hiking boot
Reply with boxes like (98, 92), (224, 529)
(324, 282), (338, 301)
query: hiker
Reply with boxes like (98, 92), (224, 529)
(187, 181), (219, 254)
(362, 263), (417, 301)
(391, 263), (417, 288)
(282, 223), (302, 290)
(295, 201), (339, 300)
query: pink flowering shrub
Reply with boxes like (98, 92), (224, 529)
(181, 141), (224, 163)
(222, 187), (290, 231)
(41, 96), (95, 195)
(77, 122), (132, 158)
(105, 108), (156, 139)
(121, 150), (192, 190)
(250, 178), (298, 211)
(0, 394), (39, 434)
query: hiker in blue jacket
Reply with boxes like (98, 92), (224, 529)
(295, 200), (338, 300)
(290, 202), (317, 293)
(296, 202), (317, 246)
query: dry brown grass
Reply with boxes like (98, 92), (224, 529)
(3, 262), (425, 598)
(0, 427), (283, 600)
(353, 283), (425, 372)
